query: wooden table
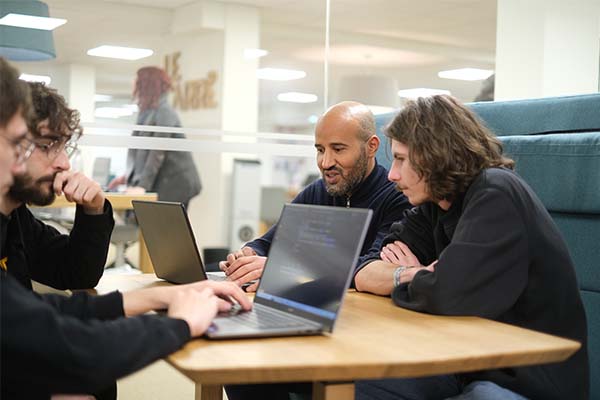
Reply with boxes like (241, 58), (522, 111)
(42, 193), (157, 273)
(95, 274), (581, 400)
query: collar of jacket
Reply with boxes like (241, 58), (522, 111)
(333, 159), (386, 207)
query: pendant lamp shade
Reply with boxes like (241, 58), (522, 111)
(0, 0), (56, 61)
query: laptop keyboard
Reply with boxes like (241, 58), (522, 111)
(227, 304), (309, 329)
(206, 272), (227, 281)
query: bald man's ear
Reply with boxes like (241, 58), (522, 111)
(366, 135), (380, 157)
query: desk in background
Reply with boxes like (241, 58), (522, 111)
(42, 193), (157, 273)
(95, 274), (580, 400)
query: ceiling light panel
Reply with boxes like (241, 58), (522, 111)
(438, 68), (493, 81)
(398, 88), (451, 98)
(277, 92), (318, 103)
(0, 13), (66, 30)
(257, 68), (306, 81)
(244, 48), (268, 59)
(19, 73), (51, 85)
(87, 45), (153, 61)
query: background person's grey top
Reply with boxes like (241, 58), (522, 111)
(127, 95), (201, 205)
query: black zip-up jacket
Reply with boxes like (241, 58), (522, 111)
(2, 200), (114, 290)
(0, 272), (191, 399)
(365, 168), (588, 400)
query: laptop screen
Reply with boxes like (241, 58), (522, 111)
(255, 204), (372, 329)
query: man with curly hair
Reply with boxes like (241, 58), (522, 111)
(1, 82), (114, 291)
(354, 95), (588, 400)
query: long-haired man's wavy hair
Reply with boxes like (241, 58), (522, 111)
(385, 95), (514, 202)
(133, 66), (171, 111)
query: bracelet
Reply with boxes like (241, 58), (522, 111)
(393, 266), (408, 288)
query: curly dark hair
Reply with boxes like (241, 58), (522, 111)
(385, 95), (514, 202)
(0, 57), (32, 128)
(28, 82), (82, 140)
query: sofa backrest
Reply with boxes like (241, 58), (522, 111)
(375, 94), (600, 399)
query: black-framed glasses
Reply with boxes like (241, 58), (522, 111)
(0, 134), (36, 164)
(32, 137), (79, 161)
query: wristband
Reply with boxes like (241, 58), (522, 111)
(393, 266), (408, 288)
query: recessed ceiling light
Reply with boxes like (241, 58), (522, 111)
(398, 88), (451, 98)
(277, 92), (318, 103)
(95, 107), (135, 119)
(123, 104), (139, 112)
(87, 45), (153, 61)
(257, 68), (306, 81)
(244, 48), (268, 59)
(367, 106), (395, 115)
(0, 13), (66, 30)
(93, 94), (113, 102)
(438, 68), (494, 81)
(308, 115), (319, 124)
(19, 73), (51, 85)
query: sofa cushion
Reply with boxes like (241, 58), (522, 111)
(374, 113), (395, 171)
(470, 94), (600, 136)
(581, 290), (600, 400)
(501, 132), (600, 213)
(552, 213), (600, 292)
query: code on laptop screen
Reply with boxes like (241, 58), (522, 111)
(256, 204), (370, 320)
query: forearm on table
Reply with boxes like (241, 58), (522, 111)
(354, 260), (397, 295)
(122, 286), (173, 316)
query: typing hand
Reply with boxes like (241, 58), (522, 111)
(186, 280), (252, 312)
(125, 186), (146, 195)
(167, 287), (219, 337)
(107, 174), (126, 190)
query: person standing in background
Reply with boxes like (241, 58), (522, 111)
(108, 66), (201, 209)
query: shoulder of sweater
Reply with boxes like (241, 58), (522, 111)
(464, 168), (527, 206)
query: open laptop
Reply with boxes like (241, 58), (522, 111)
(132, 200), (227, 284)
(206, 203), (373, 339)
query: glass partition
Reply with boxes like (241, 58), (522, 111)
(10, 0), (500, 259)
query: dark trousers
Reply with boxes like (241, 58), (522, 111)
(93, 382), (117, 400)
(226, 375), (462, 400)
(356, 375), (462, 400)
(225, 382), (312, 400)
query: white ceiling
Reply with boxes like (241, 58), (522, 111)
(15, 0), (497, 131)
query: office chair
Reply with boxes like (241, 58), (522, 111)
(106, 223), (139, 271)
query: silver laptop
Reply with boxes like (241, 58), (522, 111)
(132, 200), (226, 284)
(206, 204), (373, 339)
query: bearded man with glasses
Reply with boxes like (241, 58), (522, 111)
(1, 81), (114, 291)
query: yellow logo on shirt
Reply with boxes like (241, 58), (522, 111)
(0, 257), (7, 271)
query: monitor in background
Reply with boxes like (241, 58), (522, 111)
(260, 186), (288, 225)
(92, 157), (111, 188)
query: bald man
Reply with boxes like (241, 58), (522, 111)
(220, 101), (410, 291)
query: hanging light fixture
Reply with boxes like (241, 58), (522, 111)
(0, 0), (65, 61)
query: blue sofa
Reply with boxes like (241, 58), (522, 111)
(375, 94), (600, 399)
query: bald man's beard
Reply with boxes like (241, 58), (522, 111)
(323, 147), (369, 197)
(9, 173), (57, 206)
